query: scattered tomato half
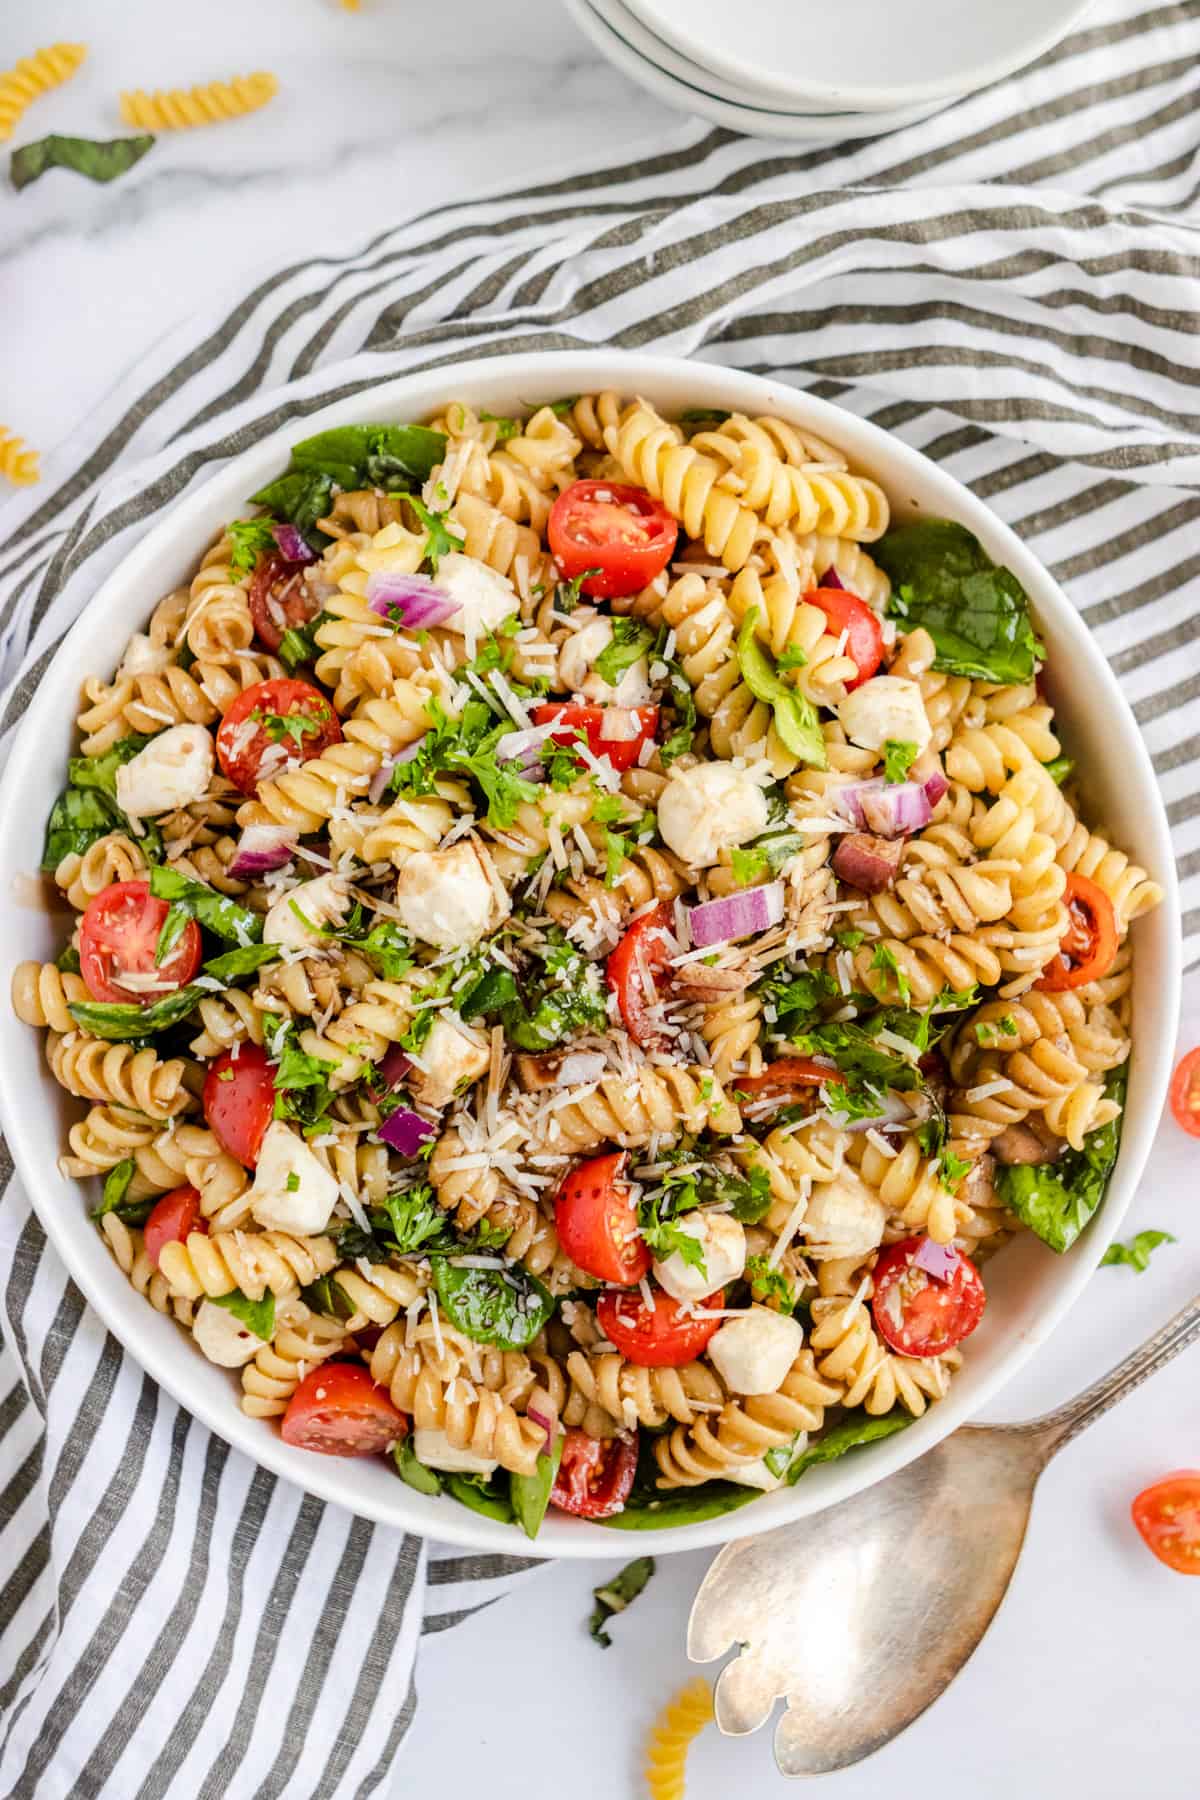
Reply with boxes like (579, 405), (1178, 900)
(532, 701), (659, 774)
(597, 1287), (725, 1367)
(144, 1186), (206, 1267)
(805, 586), (884, 689)
(1036, 872), (1118, 991)
(203, 1044), (276, 1168)
(606, 902), (675, 1048)
(555, 1151), (651, 1286)
(281, 1363), (408, 1458)
(548, 480), (678, 600)
(1169, 1046), (1200, 1140)
(549, 1427), (639, 1518)
(248, 554), (321, 654)
(1131, 1472), (1200, 1573)
(79, 879), (202, 1005)
(216, 677), (341, 796)
(872, 1236), (986, 1358)
(734, 1057), (843, 1111)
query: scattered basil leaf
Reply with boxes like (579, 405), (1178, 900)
(154, 904), (191, 968)
(301, 1273), (359, 1320)
(149, 864), (263, 946)
(588, 1556), (655, 1646)
(277, 614), (328, 673)
(995, 1066), (1127, 1253)
(250, 470), (335, 547)
(201, 941), (281, 984)
(432, 1262), (556, 1350)
(56, 944), (81, 975)
(69, 986), (201, 1041)
(878, 520), (1044, 685)
(11, 132), (155, 191)
(883, 739), (918, 783)
(89, 1157), (154, 1225)
(287, 423), (446, 491)
(1101, 1229), (1176, 1273)
(209, 1288), (276, 1342)
(786, 1408), (913, 1483)
(446, 1470), (515, 1523)
(510, 1432), (565, 1541)
(593, 619), (654, 688)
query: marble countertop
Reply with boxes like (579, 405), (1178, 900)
(2, 3), (1197, 1796)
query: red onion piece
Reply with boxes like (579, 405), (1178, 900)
(227, 824), (297, 878)
(912, 749), (949, 808)
(527, 1404), (559, 1456)
(378, 1105), (437, 1157)
(367, 572), (459, 630)
(687, 881), (786, 948)
(271, 523), (317, 565)
(859, 781), (933, 838)
(368, 733), (429, 803)
(832, 833), (903, 893)
(912, 1237), (962, 1282)
(378, 1045), (412, 1089)
(818, 567), (845, 589)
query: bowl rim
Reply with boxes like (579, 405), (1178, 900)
(0, 347), (1180, 1558)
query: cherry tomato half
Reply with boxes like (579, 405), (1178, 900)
(733, 1057), (843, 1112)
(806, 586), (884, 689)
(606, 902), (675, 1048)
(872, 1236), (986, 1358)
(531, 702), (659, 775)
(549, 1427), (639, 1518)
(216, 677), (341, 797)
(1036, 872), (1118, 991)
(203, 1044), (276, 1168)
(79, 879), (202, 1005)
(1170, 1047), (1200, 1140)
(1131, 1471), (1200, 1574)
(548, 480), (678, 600)
(144, 1186), (206, 1268)
(597, 1287), (725, 1368)
(248, 553), (321, 654)
(280, 1363), (408, 1458)
(556, 1151), (651, 1287)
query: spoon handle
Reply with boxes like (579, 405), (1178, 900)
(1029, 1291), (1200, 1460)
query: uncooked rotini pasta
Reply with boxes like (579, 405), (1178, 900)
(644, 1679), (713, 1800)
(0, 426), (39, 486)
(119, 71), (278, 132)
(0, 42), (85, 142)
(19, 392), (1159, 1537)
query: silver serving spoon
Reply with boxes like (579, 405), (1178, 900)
(689, 1292), (1200, 1776)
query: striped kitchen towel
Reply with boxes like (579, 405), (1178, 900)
(0, 0), (1198, 1793)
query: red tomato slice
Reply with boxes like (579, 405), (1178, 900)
(597, 1287), (724, 1368)
(1131, 1471), (1200, 1573)
(806, 587), (884, 689)
(531, 702), (659, 775)
(549, 1427), (639, 1518)
(79, 879), (202, 1005)
(144, 1186), (206, 1268)
(555, 1151), (651, 1286)
(203, 1044), (276, 1168)
(733, 1058), (843, 1115)
(248, 553), (321, 654)
(1169, 1046), (1200, 1140)
(606, 902), (675, 1047)
(216, 677), (341, 797)
(872, 1236), (986, 1358)
(1036, 872), (1118, 991)
(548, 480), (678, 600)
(281, 1363), (408, 1458)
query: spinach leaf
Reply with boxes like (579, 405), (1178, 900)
(786, 1407), (913, 1483)
(601, 1484), (758, 1529)
(446, 1470), (514, 1523)
(67, 735), (152, 802)
(57, 944), (81, 975)
(69, 986), (201, 1040)
(201, 942), (281, 984)
(149, 864), (263, 946)
(89, 1158), (154, 1226)
(1101, 1229), (1175, 1273)
(209, 1288), (276, 1341)
(499, 936), (607, 1052)
(510, 1433), (565, 1541)
(994, 1065), (1127, 1254)
(393, 1438), (442, 1496)
(588, 1556), (655, 1646)
(11, 132), (155, 191)
(456, 964), (520, 1021)
(659, 656), (698, 766)
(277, 613), (328, 673)
(432, 1262), (555, 1350)
(154, 904), (192, 967)
(301, 1273), (359, 1321)
(679, 407), (731, 425)
(736, 611), (826, 768)
(266, 1020), (338, 1135)
(288, 423), (446, 491)
(877, 520), (1044, 685)
(41, 787), (121, 873)
(250, 471), (336, 544)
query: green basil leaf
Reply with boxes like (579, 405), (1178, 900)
(90, 1158), (148, 1224)
(393, 1438), (442, 1496)
(1100, 1229), (1176, 1273)
(209, 1288), (276, 1342)
(67, 735), (152, 802)
(736, 611), (826, 768)
(786, 1407), (913, 1483)
(249, 471), (335, 544)
(593, 619), (654, 688)
(432, 1262), (555, 1350)
(600, 1484), (759, 1529)
(300, 1274), (359, 1321)
(201, 941), (281, 984)
(588, 1555), (655, 1647)
(510, 1432), (565, 1541)
(288, 423), (446, 490)
(878, 520), (1044, 684)
(149, 864), (263, 945)
(56, 944), (81, 975)
(154, 904), (191, 968)
(69, 986), (201, 1040)
(446, 1470), (514, 1523)
(41, 787), (121, 873)
(11, 132), (154, 191)
(1044, 754), (1075, 785)
(994, 1065), (1127, 1253)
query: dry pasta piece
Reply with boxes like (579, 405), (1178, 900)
(0, 42), (85, 142)
(0, 427), (39, 486)
(120, 72), (279, 132)
(645, 1679), (714, 1800)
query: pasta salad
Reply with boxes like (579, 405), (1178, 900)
(13, 392), (1164, 1534)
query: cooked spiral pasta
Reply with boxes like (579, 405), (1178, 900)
(47, 1033), (198, 1121)
(12, 962), (89, 1033)
(367, 1321), (549, 1476)
(59, 1104), (160, 1177)
(240, 1303), (348, 1417)
(531, 1066), (739, 1154)
(844, 1133), (964, 1245)
(0, 42), (85, 141)
(100, 1214), (194, 1327)
(809, 1284), (961, 1416)
(564, 1351), (725, 1435)
(158, 1229), (338, 1303)
(606, 404), (762, 571)
(120, 71), (279, 131)
(654, 1349), (843, 1486)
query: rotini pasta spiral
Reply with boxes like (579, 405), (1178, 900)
(47, 1032), (198, 1122)
(120, 71), (279, 131)
(605, 404), (762, 571)
(0, 426), (39, 486)
(367, 1321), (549, 1476)
(100, 1214), (194, 1328)
(809, 1284), (960, 1416)
(0, 42), (85, 141)
(531, 1066), (739, 1154)
(158, 1228), (337, 1303)
(12, 962), (89, 1034)
(645, 1680), (713, 1800)
(653, 1349), (843, 1486)
(240, 1303), (348, 1418)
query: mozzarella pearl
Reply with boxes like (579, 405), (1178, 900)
(407, 1014), (491, 1110)
(118, 633), (172, 678)
(436, 553), (518, 640)
(708, 1306), (804, 1396)
(657, 763), (769, 868)
(191, 1298), (264, 1369)
(652, 1211), (746, 1303)
(249, 1121), (339, 1235)
(803, 1169), (888, 1260)
(263, 873), (350, 951)
(114, 723), (214, 818)
(557, 618), (652, 706)
(393, 839), (509, 950)
(836, 676), (932, 755)
(412, 1428), (499, 1476)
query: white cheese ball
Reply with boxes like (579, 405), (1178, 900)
(393, 839), (509, 950)
(115, 723), (214, 819)
(708, 1306), (804, 1396)
(557, 617), (652, 707)
(412, 1428), (499, 1476)
(657, 763), (769, 868)
(836, 676), (932, 755)
(249, 1121), (339, 1236)
(803, 1169), (888, 1261)
(191, 1299), (264, 1369)
(437, 553), (517, 640)
(408, 1014), (491, 1110)
(117, 633), (172, 679)
(262, 873), (350, 951)
(652, 1211), (746, 1303)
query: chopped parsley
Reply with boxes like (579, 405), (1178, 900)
(870, 942), (911, 1006)
(593, 618), (654, 688)
(745, 1254), (798, 1313)
(408, 494), (461, 572)
(883, 739), (919, 783)
(938, 1148), (974, 1193)
(249, 708), (325, 750)
(227, 517), (278, 576)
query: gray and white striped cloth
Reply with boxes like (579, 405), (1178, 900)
(1, 0), (1198, 1792)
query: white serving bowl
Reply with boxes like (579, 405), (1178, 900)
(0, 351), (1178, 1558)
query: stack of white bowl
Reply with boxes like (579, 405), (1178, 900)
(565, 0), (1094, 140)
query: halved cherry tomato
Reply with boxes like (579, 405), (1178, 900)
(532, 702), (659, 775)
(872, 1236), (986, 1358)
(216, 677), (341, 796)
(79, 879), (202, 1005)
(606, 902), (675, 1047)
(548, 480), (678, 600)
(280, 1363), (408, 1458)
(248, 553), (321, 654)
(1131, 1471), (1200, 1573)
(555, 1151), (651, 1286)
(597, 1287), (725, 1367)
(549, 1427), (639, 1518)
(203, 1044), (276, 1168)
(1170, 1047), (1200, 1139)
(806, 586), (884, 689)
(144, 1186), (206, 1268)
(1036, 872), (1118, 991)
(734, 1057), (843, 1110)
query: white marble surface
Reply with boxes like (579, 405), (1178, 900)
(2, 3), (1198, 1796)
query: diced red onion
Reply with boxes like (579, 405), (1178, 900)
(832, 833), (903, 893)
(527, 1404), (559, 1456)
(228, 824), (297, 877)
(912, 749), (949, 808)
(818, 567), (845, 590)
(367, 571), (459, 630)
(368, 734), (429, 803)
(378, 1105), (437, 1157)
(377, 1045), (412, 1090)
(271, 523), (317, 565)
(912, 1237), (962, 1282)
(859, 781), (933, 838)
(687, 881), (785, 948)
